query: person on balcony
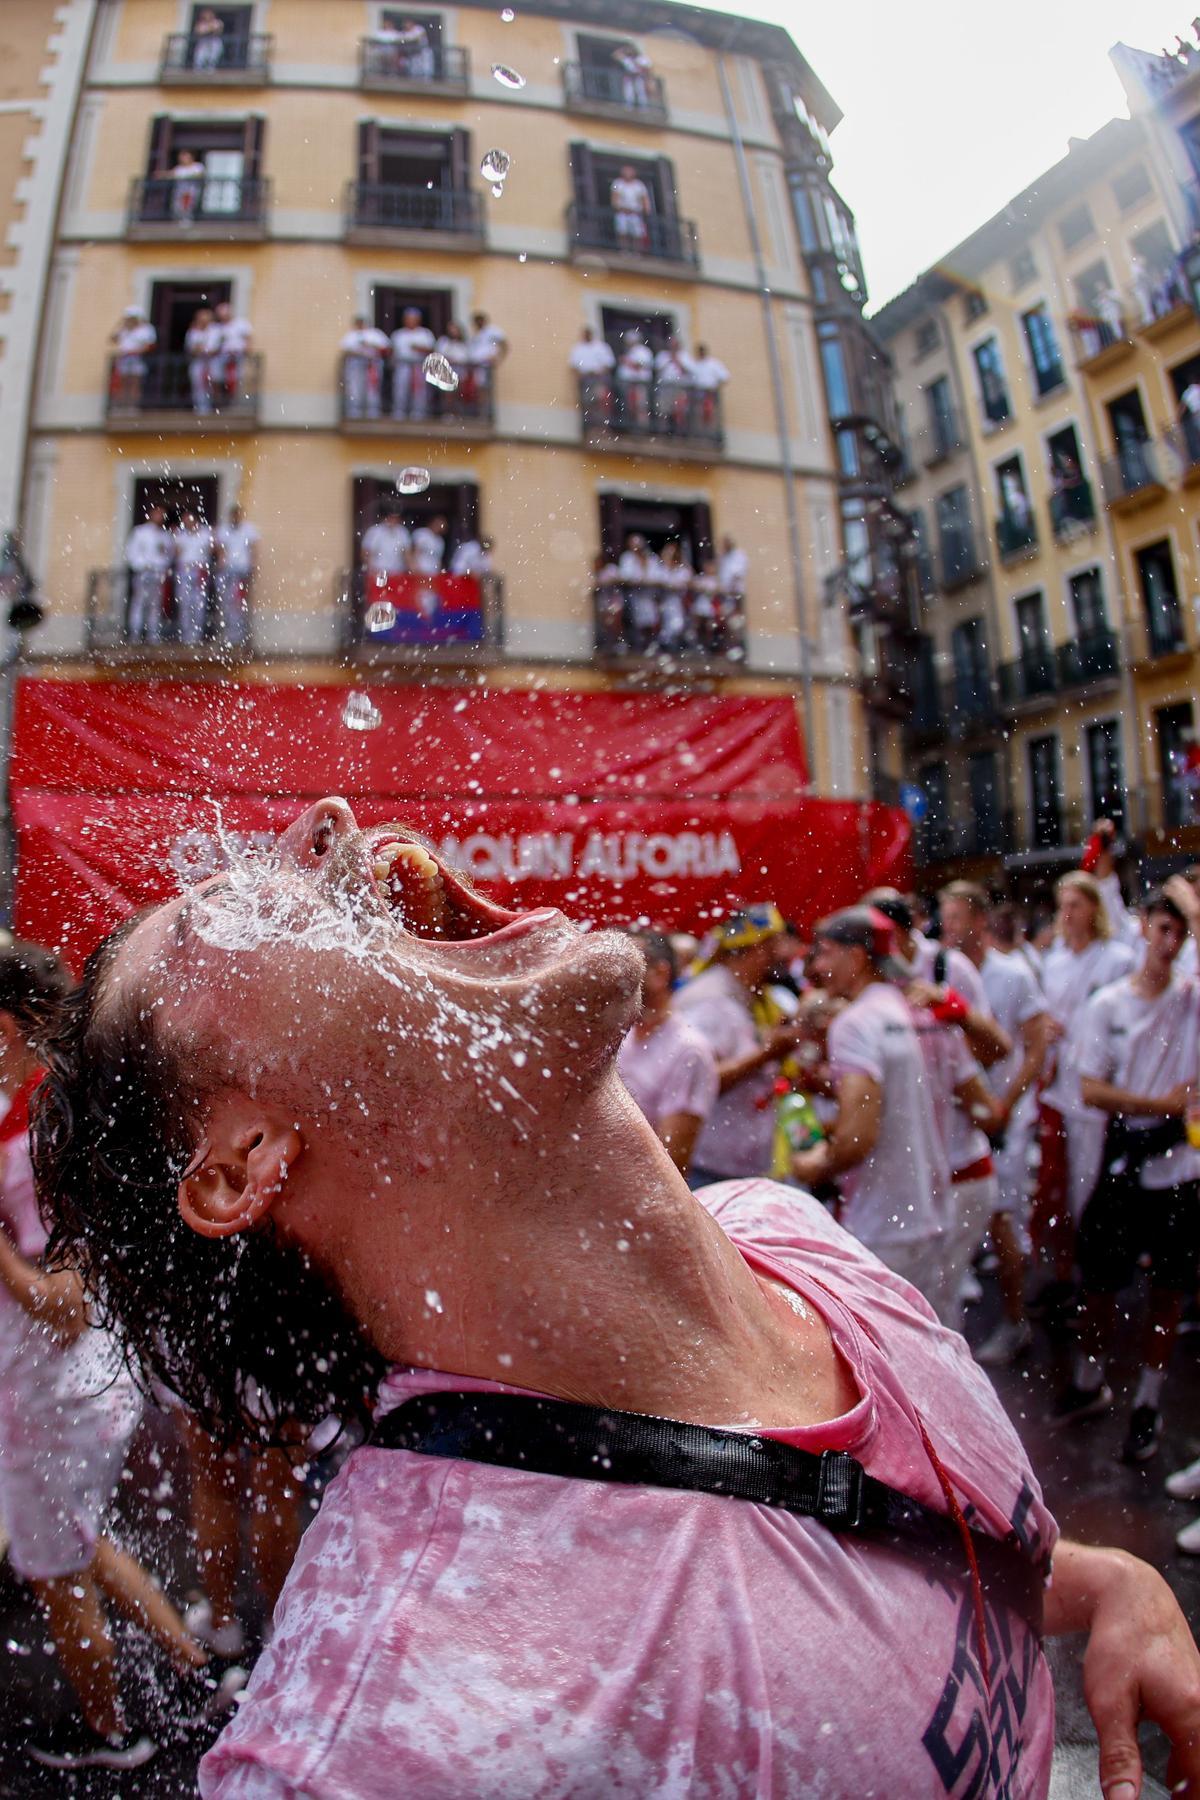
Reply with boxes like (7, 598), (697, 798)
(434, 322), (471, 415)
(653, 336), (693, 435)
(174, 510), (215, 646)
(1097, 285), (1126, 343)
(1001, 470), (1031, 536)
(212, 302), (253, 411)
(569, 326), (615, 428)
(361, 503), (411, 596)
(185, 307), (220, 415)
(340, 315), (390, 420)
(215, 505), (259, 647)
(109, 307), (156, 410)
(466, 311), (507, 413)
(617, 532), (662, 653)
(610, 164), (651, 251)
(1179, 379), (1200, 464)
(656, 542), (693, 653)
(592, 550), (625, 651)
(396, 18), (435, 79)
(166, 148), (205, 224)
(449, 535), (493, 578)
(717, 535), (747, 603)
(410, 515), (448, 576)
(191, 7), (225, 71)
(391, 308), (436, 421)
(368, 17), (404, 76)
(691, 557), (721, 654)
(689, 343), (729, 430)
(124, 504), (174, 645)
(616, 331), (653, 430)
(614, 43), (654, 108)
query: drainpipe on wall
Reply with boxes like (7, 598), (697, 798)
(715, 53), (816, 776)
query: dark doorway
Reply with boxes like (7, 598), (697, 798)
(381, 8), (445, 51)
(352, 477), (478, 563)
(149, 278), (232, 355)
(372, 285), (453, 338)
(598, 493), (713, 565)
(131, 474), (219, 528)
(1157, 702), (1197, 828)
(599, 305), (677, 356)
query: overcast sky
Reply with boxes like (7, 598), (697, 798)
(686, 0), (1188, 306)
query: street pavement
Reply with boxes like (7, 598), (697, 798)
(0, 1273), (1194, 1795)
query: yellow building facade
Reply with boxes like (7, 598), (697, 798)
(10, 0), (887, 808)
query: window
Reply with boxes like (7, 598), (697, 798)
(143, 115), (265, 222)
(972, 337), (1010, 425)
(1086, 720), (1125, 829)
(183, 3), (253, 66)
(1112, 163), (1152, 212)
(1136, 540), (1186, 656)
(353, 474), (479, 572)
(1010, 246), (1037, 290)
(1058, 202), (1095, 250)
(950, 616), (991, 713)
(936, 486), (976, 585)
(919, 761), (951, 860)
(909, 507), (935, 595)
(597, 492), (713, 567)
(925, 375), (957, 457)
(1021, 305), (1064, 395)
(962, 289), (988, 322)
(1157, 701), (1198, 827)
(1028, 735), (1063, 847)
(1074, 260), (1110, 315)
(568, 143), (689, 262)
(995, 454), (1035, 553)
(915, 317), (939, 358)
(817, 322), (853, 421)
(132, 473), (219, 531)
(145, 276), (233, 408)
(372, 285), (453, 338)
(968, 750), (1003, 852)
(572, 33), (663, 111)
(1015, 590), (1050, 661)
(1046, 423), (1093, 531)
(1068, 567), (1107, 639)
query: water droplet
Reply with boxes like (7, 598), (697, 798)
(480, 148), (511, 184)
(491, 184), (504, 198)
(500, 7), (515, 19)
(518, 251), (527, 263)
(491, 62), (525, 88)
(422, 352), (458, 392)
(397, 464), (431, 495)
(424, 1288), (445, 1314)
(342, 691), (382, 732)
(365, 601), (396, 632)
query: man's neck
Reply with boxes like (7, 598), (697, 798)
(1134, 959), (1173, 998)
(307, 1073), (855, 1432)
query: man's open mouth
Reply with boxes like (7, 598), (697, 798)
(366, 833), (532, 943)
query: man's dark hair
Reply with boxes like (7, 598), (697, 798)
(1141, 886), (1187, 926)
(32, 922), (385, 1448)
(987, 902), (1018, 949)
(0, 940), (72, 1046)
(636, 930), (677, 984)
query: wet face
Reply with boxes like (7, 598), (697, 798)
(102, 798), (642, 1128)
(1142, 908), (1187, 965)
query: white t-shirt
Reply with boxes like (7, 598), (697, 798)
(468, 325), (506, 365)
(341, 327), (389, 359)
(618, 343), (653, 381)
(216, 521), (260, 571)
(617, 1012), (719, 1132)
(1076, 975), (1200, 1187)
(449, 540), (491, 577)
(217, 316), (253, 353)
(718, 546), (747, 591)
(827, 980), (949, 1248)
(674, 964), (775, 1177)
(170, 160), (203, 182)
(910, 932), (987, 1013)
(435, 335), (471, 369)
(980, 948), (1045, 1117)
(618, 549), (660, 586)
(570, 339), (615, 376)
(361, 522), (410, 574)
(185, 321), (221, 357)
(1041, 937), (1138, 1113)
(392, 326), (435, 363)
(124, 522), (173, 572)
(689, 355), (729, 390)
(654, 348), (691, 382)
(175, 526), (214, 568)
(116, 323), (156, 357)
(611, 176), (650, 215)
(410, 527), (445, 574)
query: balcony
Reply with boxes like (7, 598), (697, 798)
(1165, 420), (1200, 486)
(126, 174), (269, 240)
(104, 352), (261, 431)
(939, 532), (984, 592)
(566, 203), (699, 276)
(158, 31), (272, 83)
(995, 509), (1039, 564)
(339, 570), (503, 661)
(1138, 270), (1193, 342)
(343, 182), (485, 250)
(917, 815), (1011, 865)
(339, 355), (495, 438)
(1055, 630), (1121, 690)
(562, 61), (667, 123)
(577, 374), (723, 459)
(87, 567), (255, 661)
(1068, 314), (1134, 371)
(1050, 478), (1097, 538)
(1099, 438), (1166, 512)
(997, 651), (1056, 709)
(592, 578), (745, 668)
(944, 674), (1001, 739)
(1139, 606), (1189, 664)
(358, 36), (470, 96)
(922, 413), (964, 468)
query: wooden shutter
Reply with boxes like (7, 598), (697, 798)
(598, 494), (624, 561)
(357, 121), (380, 186)
(354, 477), (380, 562)
(243, 115), (265, 176)
(654, 156), (679, 222)
(569, 141), (597, 207)
(457, 483), (479, 546)
(148, 114), (173, 173)
(690, 500), (713, 567)
(450, 128), (471, 192)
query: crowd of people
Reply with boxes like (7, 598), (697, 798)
(359, 501), (494, 583)
(594, 531), (746, 657)
(122, 503), (259, 647)
(619, 823), (1200, 1524)
(341, 309), (507, 421)
(570, 325), (729, 438)
(109, 302), (254, 414)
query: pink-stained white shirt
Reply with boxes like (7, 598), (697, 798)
(617, 1011), (719, 1134)
(199, 1180), (1056, 1800)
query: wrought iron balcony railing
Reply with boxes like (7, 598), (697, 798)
(577, 372), (723, 451)
(592, 577), (745, 664)
(159, 30), (272, 82)
(344, 181), (485, 242)
(340, 569), (503, 655)
(128, 173), (270, 234)
(995, 509), (1038, 560)
(358, 36), (470, 91)
(561, 62), (667, 120)
(567, 202), (699, 270)
(1099, 437), (1164, 505)
(87, 566), (255, 656)
(1049, 478), (1097, 536)
(105, 351), (261, 425)
(339, 354), (496, 429)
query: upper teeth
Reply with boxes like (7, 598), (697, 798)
(372, 841), (447, 934)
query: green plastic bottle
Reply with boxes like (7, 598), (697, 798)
(770, 1078), (824, 1182)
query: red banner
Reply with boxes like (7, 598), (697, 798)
(10, 678), (910, 964)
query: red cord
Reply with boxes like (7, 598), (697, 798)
(917, 1416), (990, 1692)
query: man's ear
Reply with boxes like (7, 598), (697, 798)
(177, 1093), (305, 1240)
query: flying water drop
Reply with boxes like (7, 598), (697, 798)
(491, 62), (525, 88)
(480, 148), (511, 184)
(398, 464), (431, 495)
(492, 184), (504, 198)
(500, 7), (515, 18)
(365, 601), (396, 632)
(422, 352), (459, 392)
(424, 1288), (445, 1315)
(342, 691), (382, 731)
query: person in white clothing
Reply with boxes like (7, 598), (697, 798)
(340, 316), (390, 420)
(166, 148), (205, 223)
(391, 309), (436, 420)
(655, 541), (692, 653)
(793, 907), (956, 1317)
(617, 932), (717, 1177)
(610, 164), (651, 249)
(616, 532), (661, 652)
(941, 884), (1048, 1366)
(691, 556), (721, 654)
(614, 43), (654, 108)
(569, 326), (616, 427)
(865, 890), (1011, 1072)
(124, 505), (173, 644)
(396, 18), (434, 79)
(717, 535), (748, 603)
(190, 7), (224, 70)
(174, 511), (215, 646)
(1060, 880), (1200, 1469)
(616, 331), (653, 431)
(689, 343), (729, 430)
(409, 514), (447, 575)
(214, 505), (259, 647)
(367, 19), (403, 76)
(467, 311), (506, 414)
(448, 536), (493, 578)
(653, 336), (693, 435)
(212, 302), (252, 410)
(592, 551), (625, 650)
(110, 308), (157, 410)
(361, 504), (411, 581)
(185, 308), (219, 415)
(434, 323), (471, 415)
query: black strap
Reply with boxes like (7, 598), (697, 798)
(371, 1392), (1045, 1638)
(933, 947), (948, 986)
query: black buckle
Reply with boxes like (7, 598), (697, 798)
(816, 1449), (865, 1529)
